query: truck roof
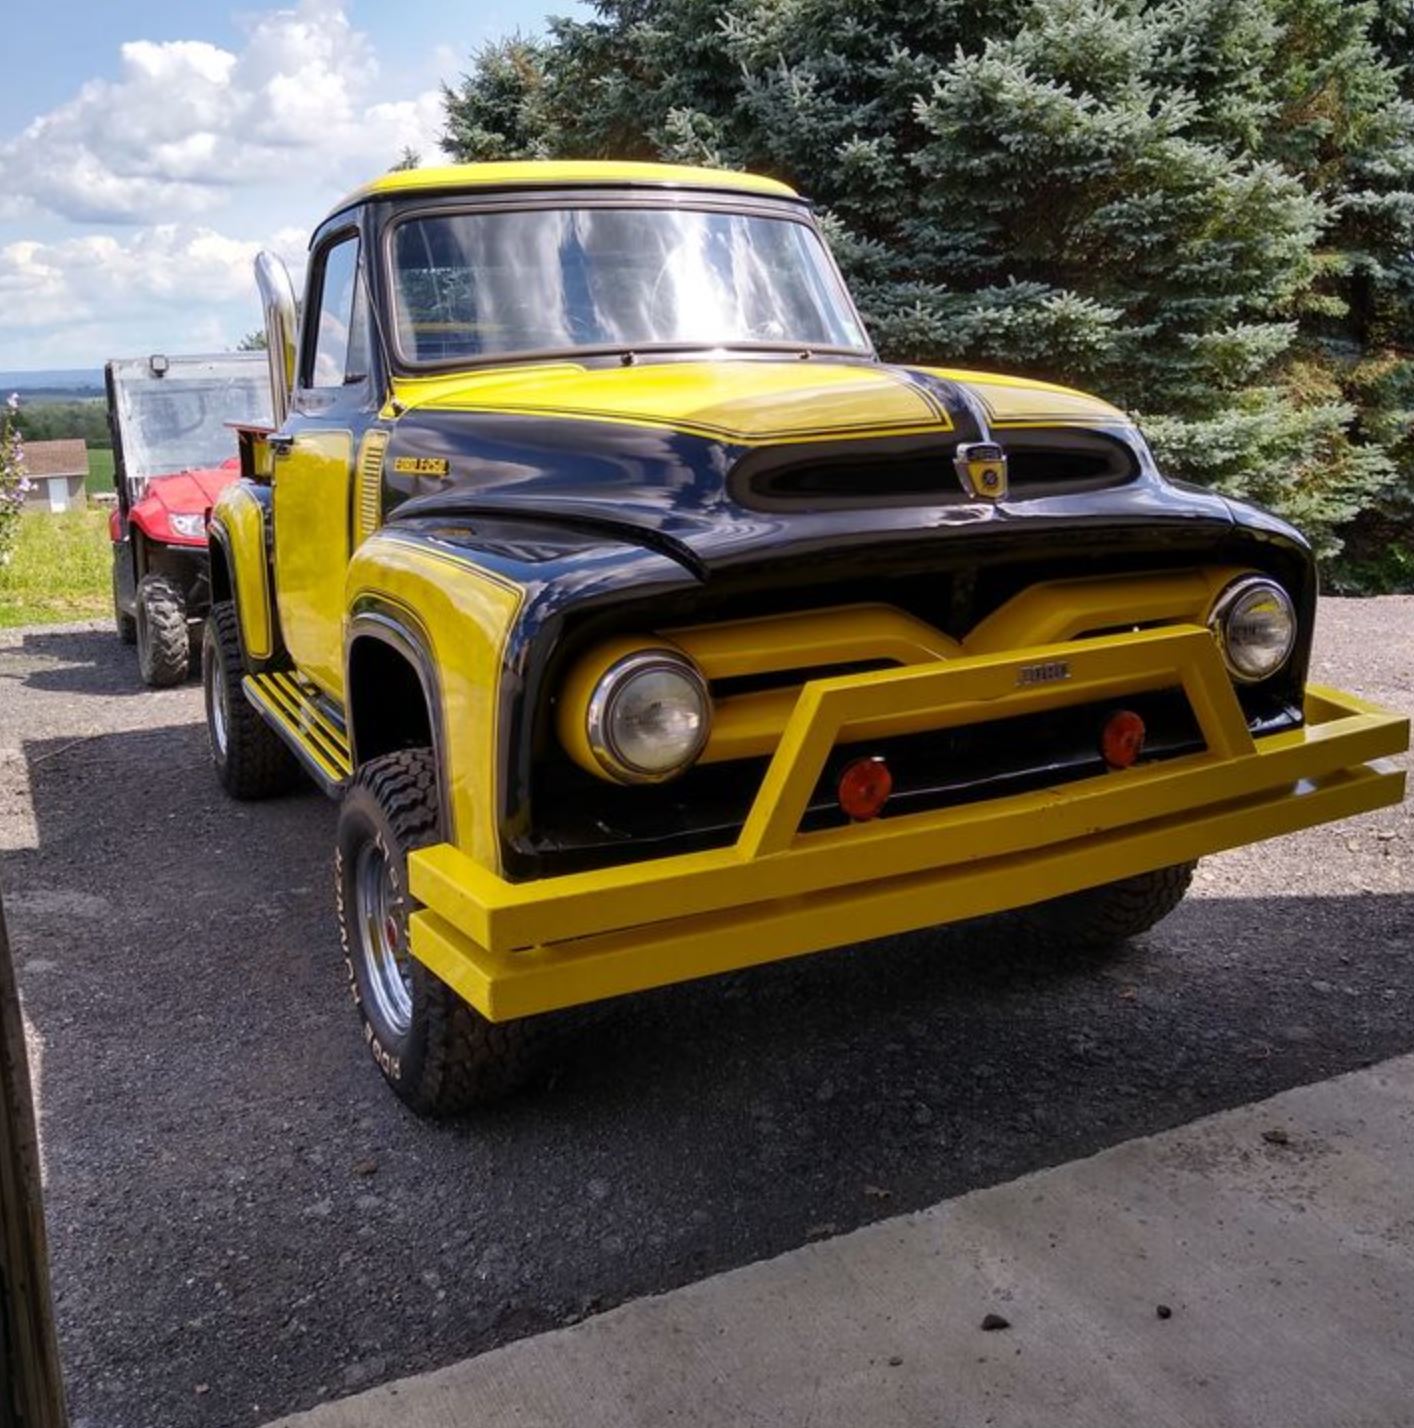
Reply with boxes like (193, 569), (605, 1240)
(325, 161), (801, 225)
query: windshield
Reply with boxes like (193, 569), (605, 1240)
(389, 205), (870, 364)
(110, 355), (273, 489)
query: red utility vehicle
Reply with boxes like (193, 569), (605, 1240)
(106, 353), (272, 685)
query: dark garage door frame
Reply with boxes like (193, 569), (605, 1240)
(1, 890), (67, 1428)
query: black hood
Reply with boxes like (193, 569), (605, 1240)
(379, 401), (1264, 589)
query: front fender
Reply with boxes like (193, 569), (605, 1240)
(209, 482), (279, 665)
(127, 491), (204, 549)
(345, 529), (524, 873)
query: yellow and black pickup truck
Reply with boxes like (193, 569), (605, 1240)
(205, 160), (1408, 1116)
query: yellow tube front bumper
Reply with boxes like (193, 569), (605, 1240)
(407, 625), (1408, 1022)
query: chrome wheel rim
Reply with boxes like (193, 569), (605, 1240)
(209, 654), (228, 758)
(354, 842), (413, 1036)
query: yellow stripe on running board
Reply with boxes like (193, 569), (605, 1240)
(243, 673), (352, 792)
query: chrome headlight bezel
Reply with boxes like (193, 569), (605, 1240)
(1208, 576), (1297, 684)
(585, 649), (712, 784)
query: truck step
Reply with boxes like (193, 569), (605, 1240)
(243, 672), (351, 794)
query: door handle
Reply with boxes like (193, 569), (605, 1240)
(268, 433), (295, 455)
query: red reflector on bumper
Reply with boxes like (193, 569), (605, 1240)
(839, 756), (892, 821)
(1101, 710), (1146, 769)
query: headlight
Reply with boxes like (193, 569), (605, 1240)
(585, 650), (711, 783)
(1209, 576), (1296, 682)
(168, 512), (206, 539)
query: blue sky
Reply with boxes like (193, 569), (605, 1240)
(0, 0), (584, 370)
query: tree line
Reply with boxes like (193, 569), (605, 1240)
(443, 0), (1414, 591)
(12, 399), (110, 450)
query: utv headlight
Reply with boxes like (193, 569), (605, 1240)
(169, 512), (206, 539)
(1209, 577), (1297, 683)
(586, 650), (711, 783)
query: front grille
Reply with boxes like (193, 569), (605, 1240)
(512, 690), (1303, 880)
(731, 427), (1138, 510)
(800, 687), (1199, 832)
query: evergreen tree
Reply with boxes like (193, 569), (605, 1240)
(442, 36), (558, 161)
(443, 0), (1414, 584)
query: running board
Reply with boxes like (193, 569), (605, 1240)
(243, 672), (351, 795)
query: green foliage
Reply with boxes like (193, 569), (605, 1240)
(86, 447), (115, 496)
(442, 36), (559, 160)
(0, 397), (27, 564)
(443, 0), (1414, 587)
(235, 330), (269, 351)
(10, 397), (109, 449)
(0, 508), (110, 626)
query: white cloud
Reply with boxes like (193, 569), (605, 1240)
(0, 0), (443, 225)
(0, 225), (306, 336)
(0, 1), (456, 366)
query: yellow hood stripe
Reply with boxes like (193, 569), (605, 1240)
(389, 361), (1132, 445)
(924, 366), (1131, 427)
(394, 362), (951, 446)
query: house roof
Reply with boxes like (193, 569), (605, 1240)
(23, 438), (88, 478)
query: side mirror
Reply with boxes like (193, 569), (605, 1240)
(254, 250), (298, 426)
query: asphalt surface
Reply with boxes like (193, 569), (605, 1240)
(0, 600), (1409, 1428)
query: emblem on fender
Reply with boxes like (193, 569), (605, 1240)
(954, 441), (1008, 502)
(392, 456), (450, 476)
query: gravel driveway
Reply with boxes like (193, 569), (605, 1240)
(1, 599), (1409, 1428)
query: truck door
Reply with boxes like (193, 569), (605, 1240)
(272, 230), (372, 698)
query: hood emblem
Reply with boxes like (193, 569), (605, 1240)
(954, 442), (1008, 502)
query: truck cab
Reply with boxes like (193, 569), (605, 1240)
(204, 161), (1407, 1117)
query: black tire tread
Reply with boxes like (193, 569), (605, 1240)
(1015, 861), (1197, 951)
(339, 749), (542, 1116)
(136, 574), (189, 686)
(204, 602), (301, 799)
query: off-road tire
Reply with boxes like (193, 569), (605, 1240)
(112, 560), (136, 645)
(336, 748), (542, 1116)
(202, 602), (301, 799)
(135, 573), (189, 686)
(1016, 861), (1198, 952)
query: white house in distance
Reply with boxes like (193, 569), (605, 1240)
(22, 439), (88, 512)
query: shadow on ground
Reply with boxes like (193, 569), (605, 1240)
(0, 625), (197, 699)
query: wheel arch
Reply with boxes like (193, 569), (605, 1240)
(208, 483), (281, 668)
(208, 526), (234, 606)
(345, 598), (452, 841)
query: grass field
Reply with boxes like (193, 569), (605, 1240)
(86, 446), (115, 495)
(0, 508), (111, 627)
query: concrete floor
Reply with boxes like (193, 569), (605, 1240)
(272, 1054), (1414, 1428)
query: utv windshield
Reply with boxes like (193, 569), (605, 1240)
(109, 354), (272, 489)
(389, 205), (870, 364)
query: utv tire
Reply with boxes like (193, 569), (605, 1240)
(337, 748), (541, 1116)
(135, 573), (189, 686)
(1016, 861), (1197, 952)
(112, 561), (137, 645)
(202, 602), (301, 799)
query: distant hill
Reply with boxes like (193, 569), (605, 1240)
(1, 368), (104, 399)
